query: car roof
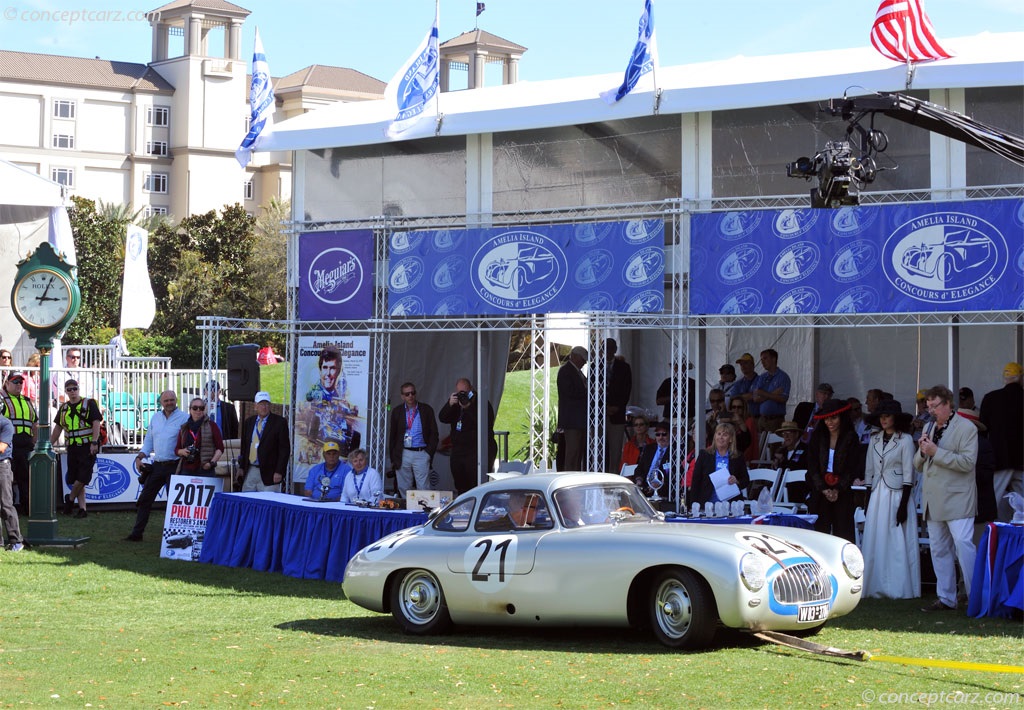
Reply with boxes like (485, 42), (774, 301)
(475, 471), (625, 496)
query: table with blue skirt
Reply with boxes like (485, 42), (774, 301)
(666, 513), (817, 529)
(199, 492), (429, 582)
(968, 522), (1024, 619)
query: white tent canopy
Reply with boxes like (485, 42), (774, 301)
(258, 32), (1024, 152)
(0, 159), (77, 360)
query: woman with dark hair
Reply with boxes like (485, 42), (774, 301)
(859, 399), (919, 598)
(689, 422), (749, 506)
(806, 399), (863, 541)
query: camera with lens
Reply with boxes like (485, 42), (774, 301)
(184, 445), (199, 464)
(456, 390), (473, 406)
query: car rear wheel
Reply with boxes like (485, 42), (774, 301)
(390, 569), (452, 635)
(648, 569), (717, 649)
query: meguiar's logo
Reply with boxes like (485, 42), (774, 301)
(308, 248), (364, 305)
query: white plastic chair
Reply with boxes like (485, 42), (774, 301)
(745, 467), (780, 500)
(773, 468), (808, 513)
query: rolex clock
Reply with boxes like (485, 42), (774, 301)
(11, 242), (81, 344)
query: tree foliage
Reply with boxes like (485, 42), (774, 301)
(66, 199), (289, 368)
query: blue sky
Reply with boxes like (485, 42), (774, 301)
(1, 0), (1021, 83)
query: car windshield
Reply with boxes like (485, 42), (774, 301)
(553, 483), (657, 528)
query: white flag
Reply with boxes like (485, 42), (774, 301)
(384, 4), (439, 139)
(120, 224), (156, 330)
(236, 28), (276, 167)
(600, 0), (659, 104)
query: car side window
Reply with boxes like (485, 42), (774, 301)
(433, 498), (475, 532)
(476, 490), (552, 532)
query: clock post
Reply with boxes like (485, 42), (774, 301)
(11, 242), (88, 546)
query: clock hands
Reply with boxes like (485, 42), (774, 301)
(34, 276), (54, 304)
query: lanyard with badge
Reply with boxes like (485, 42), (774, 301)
(404, 406), (417, 447)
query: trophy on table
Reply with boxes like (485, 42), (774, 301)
(647, 467), (665, 503)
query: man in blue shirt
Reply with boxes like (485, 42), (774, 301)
(126, 390), (188, 542)
(751, 349), (791, 435)
(387, 381), (438, 496)
(0, 412), (24, 551)
(302, 440), (351, 500)
(730, 353), (760, 419)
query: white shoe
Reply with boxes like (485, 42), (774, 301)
(9, 542), (24, 552)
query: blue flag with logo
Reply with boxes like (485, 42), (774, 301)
(384, 5), (440, 139)
(236, 28), (275, 167)
(689, 199), (1024, 315)
(600, 0), (658, 104)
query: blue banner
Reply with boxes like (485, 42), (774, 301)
(689, 199), (1024, 315)
(298, 230), (374, 321)
(386, 220), (665, 316)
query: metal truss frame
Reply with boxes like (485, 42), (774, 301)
(198, 186), (1022, 495)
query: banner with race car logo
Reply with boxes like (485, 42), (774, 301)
(386, 219), (665, 316)
(160, 475), (224, 562)
(297, 230), (374, 321)
(689, 198), (1023, 315)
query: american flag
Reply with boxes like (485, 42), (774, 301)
(870, 0), (951, 63)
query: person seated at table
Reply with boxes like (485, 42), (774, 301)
(773, 420), (809, 505)
(176, 398), (224, 475)
(340, 448), (382, 505)
(302, 440), (351, 500)
(690, 423), (749, 506)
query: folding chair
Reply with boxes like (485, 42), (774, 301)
(773, 468), (809, 513)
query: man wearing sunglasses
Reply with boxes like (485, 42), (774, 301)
(126, 390), (188, 541)
(50, 379), (103, 518)
(0, 373), (38, 515)
(387, 382), (438, 497)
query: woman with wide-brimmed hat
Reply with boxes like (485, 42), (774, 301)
(860, 399), (919, 598)
(806, 399), (863, 541)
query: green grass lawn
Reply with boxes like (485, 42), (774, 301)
(2, 510), (1021, 708)
(495, 368), (556, 463)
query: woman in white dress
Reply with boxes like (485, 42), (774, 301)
(858, 399), (920, 598)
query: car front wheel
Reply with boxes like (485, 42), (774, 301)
(648, 569), (717, 649)
(390, 569), (453, 635)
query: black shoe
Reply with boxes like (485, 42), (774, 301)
(74, 509), (87, 519)
(62, 495), (74, 516)
(921, 599), (956, 612)
(124, 534), (143, 542)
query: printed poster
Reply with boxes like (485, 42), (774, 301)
(160, 474), (224, 561)
(293, 335), (370, 485)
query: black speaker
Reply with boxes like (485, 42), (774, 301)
(227, 344), (260, 401)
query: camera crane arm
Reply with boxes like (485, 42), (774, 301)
(826, 92), (1024, 167)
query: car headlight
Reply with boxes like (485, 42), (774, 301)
(842, 543), (864, 579)
(739, 552), (766, 592)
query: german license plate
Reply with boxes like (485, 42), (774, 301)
(797, 603), (829, 623)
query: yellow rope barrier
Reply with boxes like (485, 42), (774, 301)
(866, 653), (1024, 675)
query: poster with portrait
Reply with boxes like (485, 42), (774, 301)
(293, 335), (370, 485)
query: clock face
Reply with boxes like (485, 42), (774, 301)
(14, 269), (73, 329)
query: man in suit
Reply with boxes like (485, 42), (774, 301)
(557, 346), (588, 471)
(979, 362), (1023, 522)
(239, 391), (291, 493)
(794, 382), (833, 442)
(633, 420), (672, 499)
(915, 384), (979, 612)
(604, 338), (632, 474)
(388, 381), (438, 496)
(205, 380), (239, 440)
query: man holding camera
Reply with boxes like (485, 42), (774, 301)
(439, 378), (497, 495)
(126, 390), (188, 542)
(175, 398), (224, 475)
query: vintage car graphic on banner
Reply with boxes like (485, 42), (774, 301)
(691, 198), (1021, 314)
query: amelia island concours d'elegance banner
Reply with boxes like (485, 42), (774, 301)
(387, 220), (666, 316)
(689, 198), (1024, 316)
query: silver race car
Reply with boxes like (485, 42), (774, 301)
(343, 473), (863, 649)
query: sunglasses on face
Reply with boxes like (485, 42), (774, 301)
(68, 355), (81, 360)
(66, 387), (78, 392)
(190, 406), (206, 411)
(402, 391), (416, 396)
(654, 432), (669, 437)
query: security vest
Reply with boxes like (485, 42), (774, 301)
(58, 398), (96, 445)
(0, 392), (37, 436)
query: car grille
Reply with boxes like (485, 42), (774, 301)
(772, 562), (833, 603)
